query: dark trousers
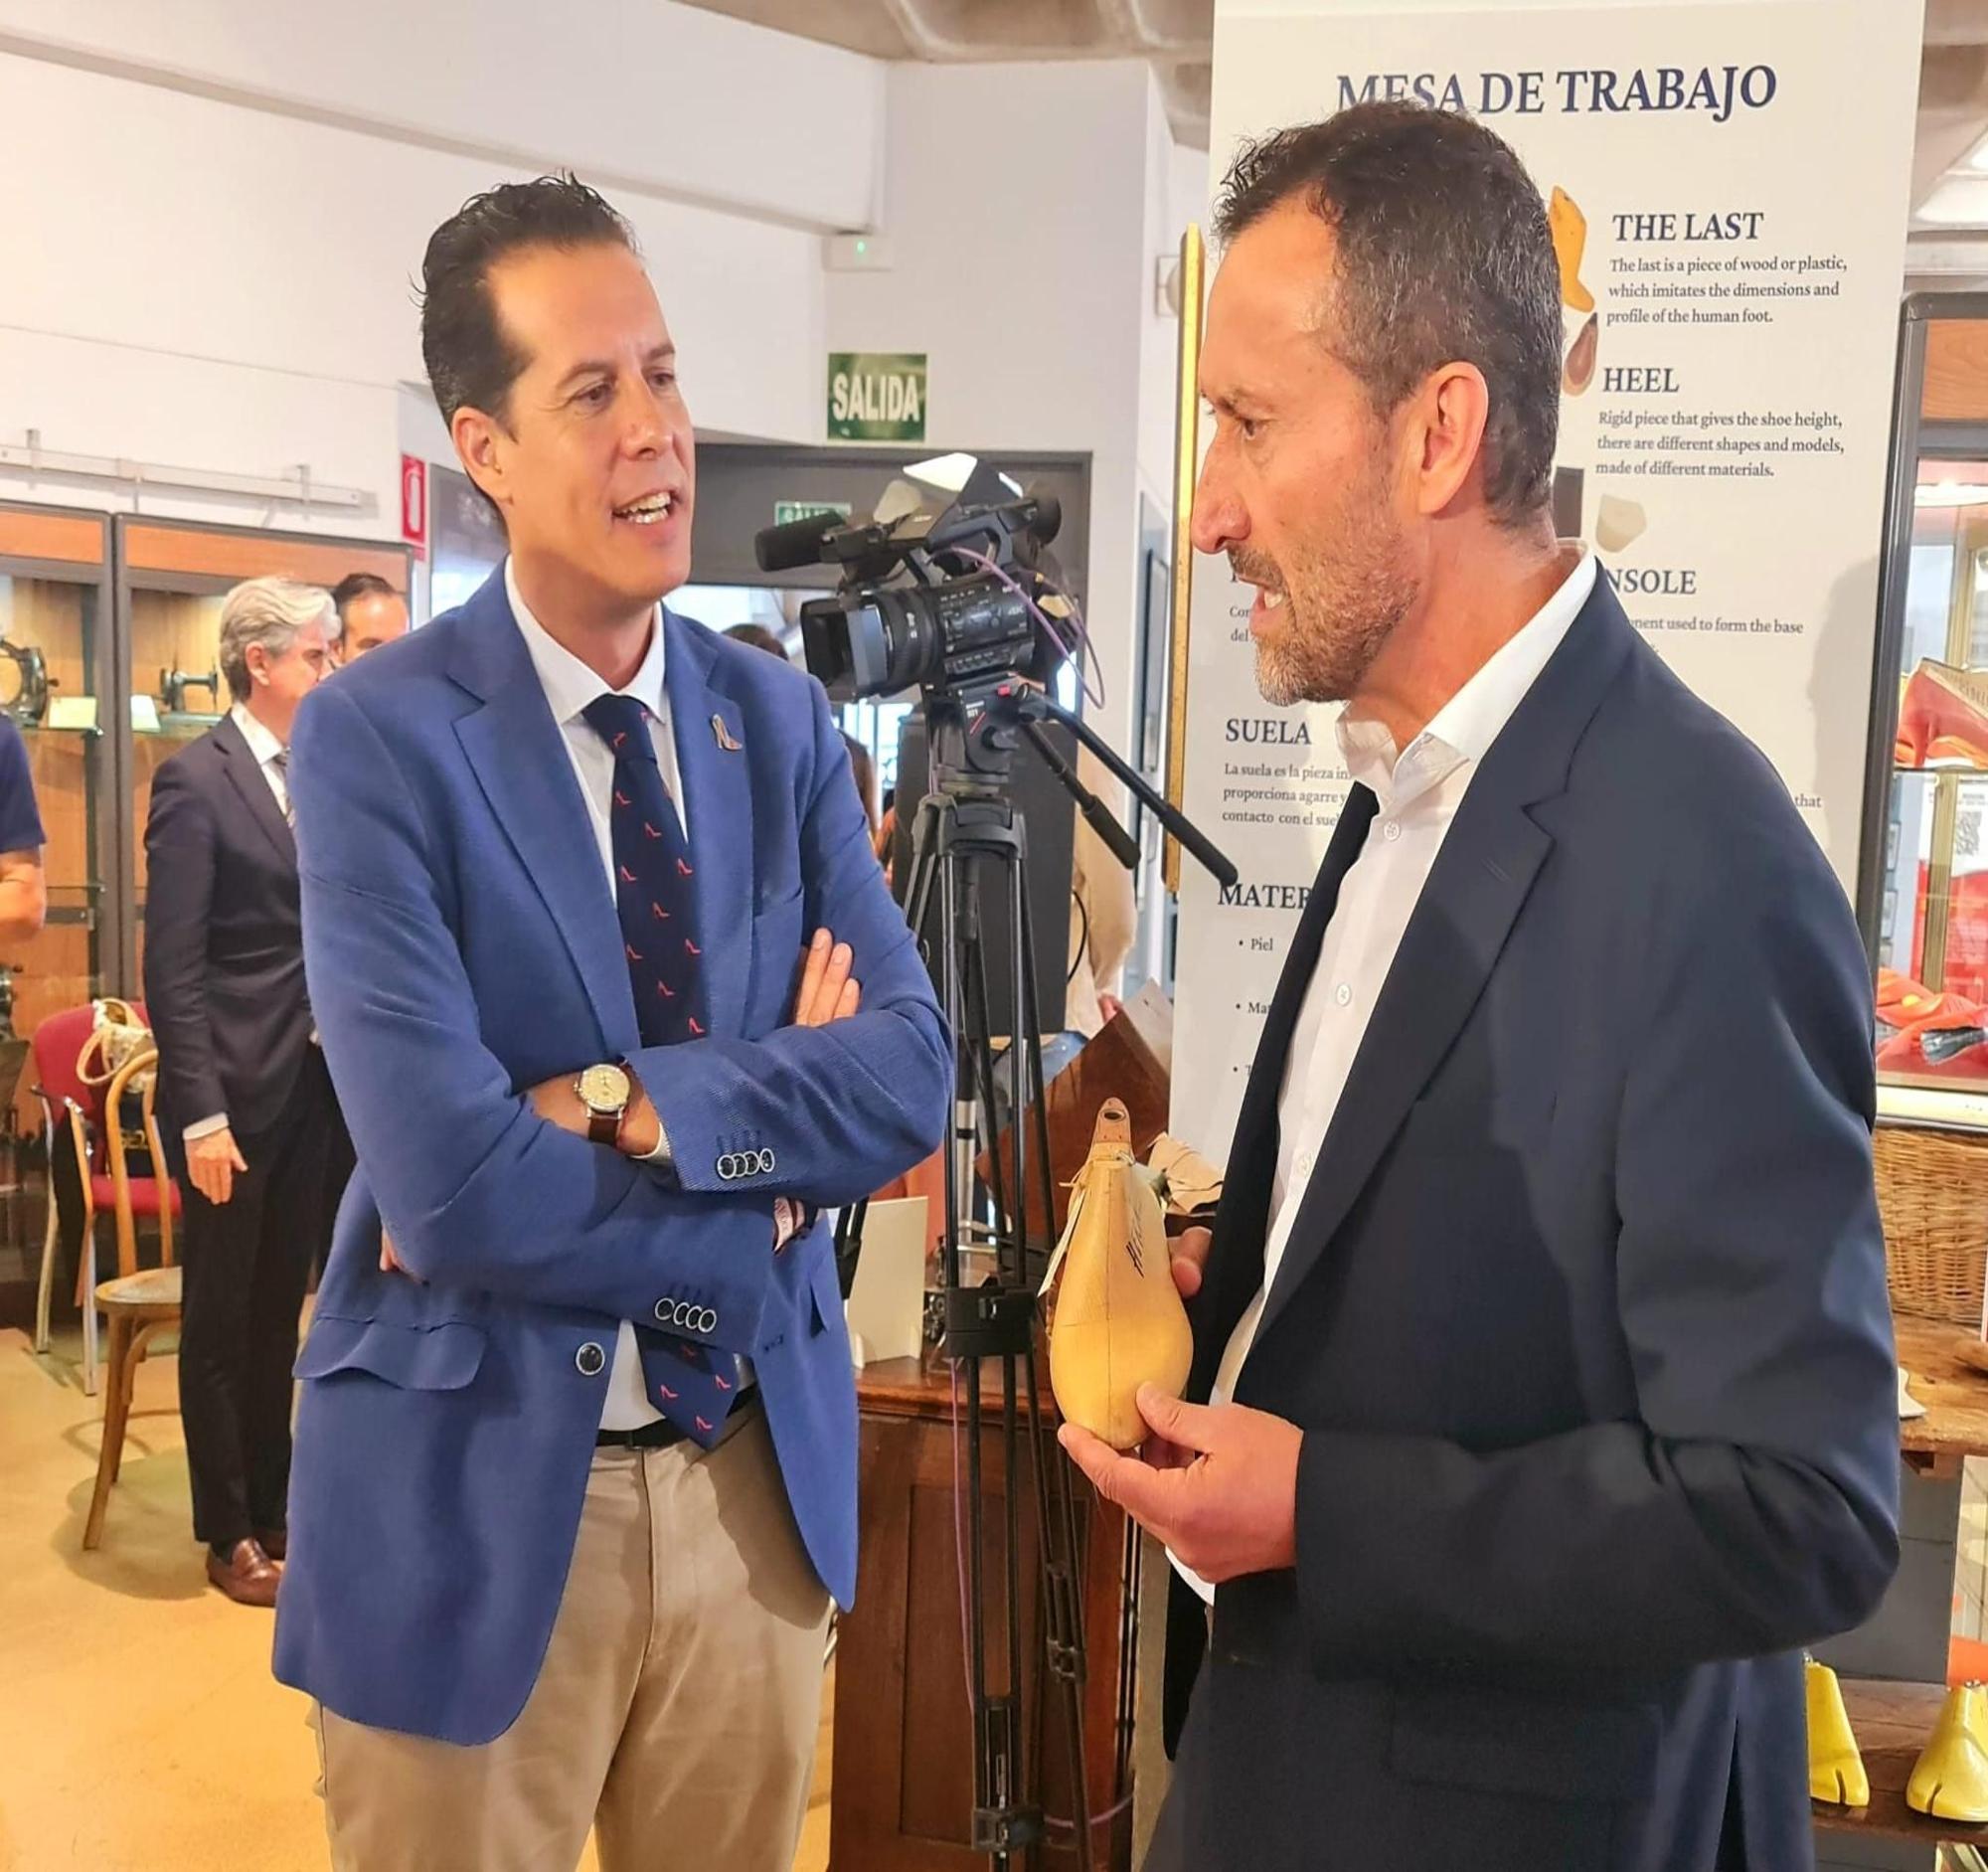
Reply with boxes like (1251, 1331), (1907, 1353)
(178, 1051), (347, 1550)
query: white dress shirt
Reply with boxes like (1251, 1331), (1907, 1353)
(507, 560), (694, 1433)
(507, 561), (688, 879)
(1174, 547), (1597, 1604)
(183, 704), (293, 1144)
(232, 701), (291, 820)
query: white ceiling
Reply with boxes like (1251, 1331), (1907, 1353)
(681, 0), (1214, 142)
(680, 0), (1988, 279)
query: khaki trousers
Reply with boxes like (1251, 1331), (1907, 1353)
(313, 1408), (831, 1872)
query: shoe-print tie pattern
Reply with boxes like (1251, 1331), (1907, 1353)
(581, 692), (734, 1448)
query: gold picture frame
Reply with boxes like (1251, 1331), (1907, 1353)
(1165, 224), (1206, 896)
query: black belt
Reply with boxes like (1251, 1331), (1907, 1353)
(595, 1388), (758, 1449)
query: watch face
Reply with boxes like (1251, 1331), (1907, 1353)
(577, 1063), (632, 1112)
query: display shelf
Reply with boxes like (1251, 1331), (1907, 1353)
(1880, 1082), (1988, 1129)
(1896, 1316), (1988, 1471)
(1814, 1677), (1988, 1845)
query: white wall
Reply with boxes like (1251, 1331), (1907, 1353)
(1139, 85), (1207, 519)
(0, 0), (884, 234)
(0, 13), (1193, 712)
(0, 8), (859, 538)
(825, 59), (1169, 765)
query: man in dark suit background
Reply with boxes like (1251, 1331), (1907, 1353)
(144, 576), (343, 1607)
(329, 570), (410, 664)
(1060, 104), (1900, 1870)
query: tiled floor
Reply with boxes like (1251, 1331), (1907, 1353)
(0, 1325), (833, 1871)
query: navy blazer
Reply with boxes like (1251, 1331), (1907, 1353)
(142, 713), (316, 1137)
(1158, 576), (1899, 1871)
(272, 570), (948, 1746)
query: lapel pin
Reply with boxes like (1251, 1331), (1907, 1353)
(711, 713), (743, 753)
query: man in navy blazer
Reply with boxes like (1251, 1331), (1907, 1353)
(274, 177), (947, 1870)
(1061, 106), (1899, 1869)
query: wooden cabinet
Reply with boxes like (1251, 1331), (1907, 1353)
(833, 1356), (1136, 1872)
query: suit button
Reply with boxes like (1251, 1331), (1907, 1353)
(576, 1342), (606, 1377)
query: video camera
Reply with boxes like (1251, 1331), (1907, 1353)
(752, 458), (1071, 703)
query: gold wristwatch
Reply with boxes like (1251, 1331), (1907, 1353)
(575, 1061), (634, 1146)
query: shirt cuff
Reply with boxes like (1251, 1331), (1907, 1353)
(638, 1111), (674, 1169)
(183, 1113), (230, 1143)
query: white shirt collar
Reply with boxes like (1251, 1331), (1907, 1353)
(505, 558), (669, 728)
(1336, 547), (1596, 814)
(230, 701), (286, 766)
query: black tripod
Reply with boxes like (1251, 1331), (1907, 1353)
(896, 680), (1235, 1871)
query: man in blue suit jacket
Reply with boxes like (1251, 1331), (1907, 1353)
(1062, 106), (1899, 1869)
(275, 177), (948, 1870)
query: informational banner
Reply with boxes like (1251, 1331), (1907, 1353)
(826, 352), (928, 442)
(1170, 0), (1922, 1162)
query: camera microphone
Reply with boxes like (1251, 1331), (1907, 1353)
(753, 510), (847, 575)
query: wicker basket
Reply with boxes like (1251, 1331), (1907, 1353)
(1877, 1123), (1988, 1326)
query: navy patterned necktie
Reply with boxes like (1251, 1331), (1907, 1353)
(582, 693), (707, 1045)
(581, 692), (737, 1447)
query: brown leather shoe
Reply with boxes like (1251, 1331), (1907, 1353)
(206, 1539), (281, 1609)
(254, 1528), (287, 1563)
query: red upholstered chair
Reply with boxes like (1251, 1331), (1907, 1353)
(29, 1004), (184, 1412)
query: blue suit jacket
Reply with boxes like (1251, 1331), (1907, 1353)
(1157, 577), (1899, 1872)
(272, 570), (948, 1746)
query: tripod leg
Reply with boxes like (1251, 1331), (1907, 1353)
(963, 1350), (1004, 1870)
(1010, 843), (1094, 1870)
(941, 827), (1032, 1869)
(932, 788), (1099, 1869)
(936, 829), (969, 1294)
(1117, 1516), (1141, 1796)
(1005, 842), (1033, 1290)
(903, 799), (941, 969)
(1018, 896), (1061, 1282)
(1004, 1347), (1025, 1842)
(962, 897), (1009, 1238)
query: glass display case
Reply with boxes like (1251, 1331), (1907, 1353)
(0, 503), (114, 1054)
(0, 504), (114, 1286)
(112, 517), (410, 990)
(0, 508), (410, 1318)
(1866, 294), (1988, 1121)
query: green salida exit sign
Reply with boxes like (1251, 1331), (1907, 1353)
(828, 352), (927, 443)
